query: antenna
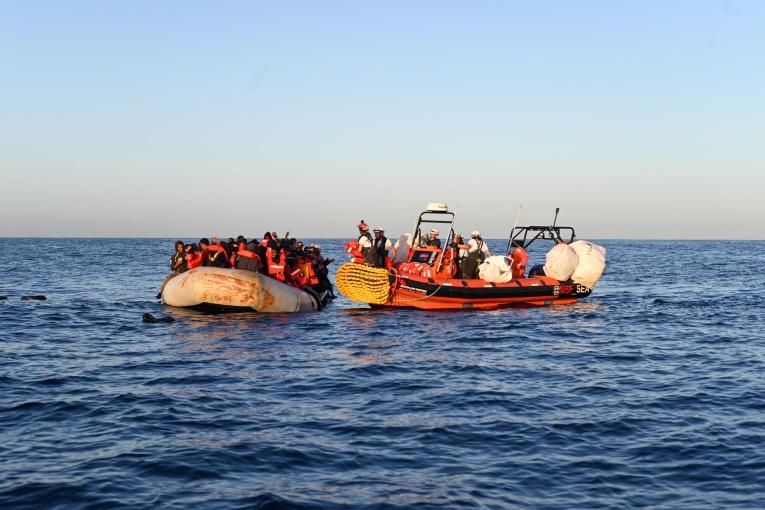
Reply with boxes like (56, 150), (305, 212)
(551, 207), (560, 241)
(506, 204), (523, 253)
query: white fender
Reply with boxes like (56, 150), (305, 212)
(162, 267), (319, 312)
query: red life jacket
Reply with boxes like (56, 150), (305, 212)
(343, 241), (364, 264)
(509, 247), (528, 279)
(265, 247), (286, 282)
(237, 247), (262, 266)
(293, 257), (320, 287)
(206, 244), (230, 267)
(186, 252), (202, 270)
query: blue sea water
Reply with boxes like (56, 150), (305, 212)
(1, 238), (764, 509)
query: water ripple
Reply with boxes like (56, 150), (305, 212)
(0, 239), (764, 508)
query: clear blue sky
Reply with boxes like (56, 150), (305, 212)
(1, 1), (763, 238)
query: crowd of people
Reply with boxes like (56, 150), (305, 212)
(348, 221), (494, 279)
(158, 232), (335, 298)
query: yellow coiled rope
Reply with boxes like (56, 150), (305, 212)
(336, 263), (392, 304)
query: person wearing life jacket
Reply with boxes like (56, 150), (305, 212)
(356, 220), (379, 266)
(290, 255), (321, 288)
(229, 235), (246, 267)
(255, 233), (272, 272)
(460, 231), (492, 279)
(197, 238), (210, 265)
(265, 246), (287, 282)
(205, 240), (231, 268)
(508, 241), (528, 279)
(236, 240), (262, 273)
(372, 228), (396, 269)
(185, 243), (203, 270)
(309, 244), (336, 298)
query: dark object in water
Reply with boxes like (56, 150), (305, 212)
(21, 295), (47, 301)
(142, 313), (174, 324)
(0, 296), (7, 300)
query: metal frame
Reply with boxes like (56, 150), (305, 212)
(411, 210), (455, 272)
(506, 225), (576, 252)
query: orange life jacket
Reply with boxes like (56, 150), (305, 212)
(343, 241), (365, 264)
(509, 247), (528, 279)
(265, 247), (286, 282)
(205, 244), (230, 267)
(293, 257), (320, 287)
(186, 252), (203, 270)
(237, 247), (262, 266)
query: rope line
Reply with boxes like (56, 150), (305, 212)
(336, 263), (453, 305)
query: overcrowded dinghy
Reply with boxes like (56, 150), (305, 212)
(336, 203), (606, 310)
(162, 266), (328, 312)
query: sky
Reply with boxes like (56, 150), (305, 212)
(1, 1), (763, 239)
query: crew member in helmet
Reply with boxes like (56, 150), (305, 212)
(357, 220), (378, 266)
(372, 228), (397, 268)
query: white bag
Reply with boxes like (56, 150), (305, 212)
(393, 233), (413, 263)
(484, 255), (511, 272)
(478, 256), (514, 283)
(478, 262), (501, 282)
(543, 244), (580, 281)
(570, 240), (606, 288)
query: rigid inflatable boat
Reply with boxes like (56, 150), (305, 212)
(162, 266), (327, 312)
(336, 203), (605, 310)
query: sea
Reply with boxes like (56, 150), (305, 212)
(1, 238), (764, 509)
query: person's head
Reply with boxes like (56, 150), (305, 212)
(184, 243), (193, 252)
(199, 238), (210, 249)
(271, 231), (279, 240)
(471, 230), (481, 239)
(428, 229), (439, 239)
(358, 220), (369, 232)
(263, 232), (272, 240)
(236, 235), (246, 245)
(175, 240), (184, 252)
(189, 243), (199, 254)
(373, 228), (384, 238)
(297, 241), (304, 249)
(454, 234), (463, 243)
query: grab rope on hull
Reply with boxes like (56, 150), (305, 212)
(335, 264), (392, 304)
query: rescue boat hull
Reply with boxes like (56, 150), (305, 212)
(335, 262), (592, 311)
(384, 274), (591, 310)
(161, 267), (325, 313)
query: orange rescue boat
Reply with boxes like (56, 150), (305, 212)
(336, 203), (602, 310)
